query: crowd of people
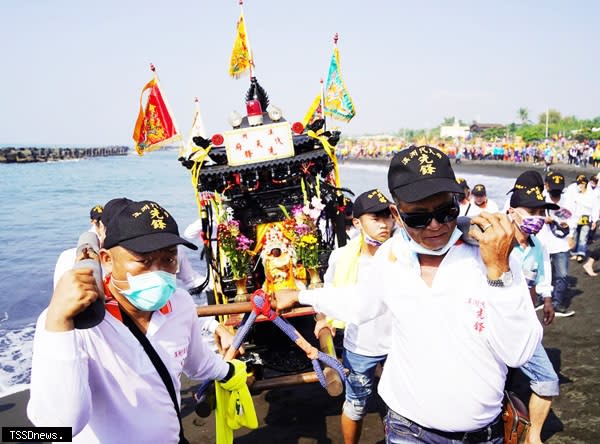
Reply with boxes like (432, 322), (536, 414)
(339, 137), (600, 168)
(26, 144), (598, 443)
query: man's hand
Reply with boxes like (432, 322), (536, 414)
(215, 325), (244, 357)
(542, 298), (555, 326)
(469, 212), (515, 280)
(46, 269), (101, 332)
(274, 289), (301, 312)
(314, 317), (335, 339)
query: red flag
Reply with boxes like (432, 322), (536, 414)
(133, 77), (180, 155)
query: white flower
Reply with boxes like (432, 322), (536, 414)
(310, 196), (325, 211)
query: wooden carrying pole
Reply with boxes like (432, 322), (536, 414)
(315, 313), (343, 396)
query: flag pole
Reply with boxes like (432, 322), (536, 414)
(320, 78), (326, 131)
(149, 63), (185, 155)
(322, 32), (339, 131)
(185, 97), (208, 158)
(239, 0), (255, 78)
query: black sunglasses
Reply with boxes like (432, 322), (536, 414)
(398, 200), (460, 229)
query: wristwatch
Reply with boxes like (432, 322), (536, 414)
(487, 270), (513, 288)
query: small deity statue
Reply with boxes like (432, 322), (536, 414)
(261, 225), (305, 295)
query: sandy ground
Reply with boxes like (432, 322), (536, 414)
(2, 160), (599, 443)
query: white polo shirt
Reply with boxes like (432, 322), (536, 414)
(299, 234), (542, 432)
(27, 288), (229, 443)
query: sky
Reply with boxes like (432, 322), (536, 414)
(1, 0), (599, 145)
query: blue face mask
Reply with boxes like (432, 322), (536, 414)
(113, 271), (177, 311)
(399, 226), (463, 256)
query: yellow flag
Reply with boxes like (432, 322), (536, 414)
(229, 14), (251, 78)
(301, 93), (323, 128)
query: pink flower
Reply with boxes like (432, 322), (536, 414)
(291, 205), (304, 217)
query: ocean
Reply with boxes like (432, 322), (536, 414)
(0, 152), (515, 395)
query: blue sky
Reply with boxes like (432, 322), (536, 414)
(1, 1), (598, 145)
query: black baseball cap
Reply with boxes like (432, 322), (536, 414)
(471, 184), (487, 197)
(510, 184), (559, 210)
(456, 177), (469, 190)
(101, 198), (133, 226)
(547, 173), (565, 192)
(576, 174), (588, 184)
(506, 170), (545, 196)
(89, 205), (104, 221)
(353, 189), (392, 218)
(388, 145), (463, 202)
(104, 200), (197, 253)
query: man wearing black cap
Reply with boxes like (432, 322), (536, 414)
(29, 200), (251, 443)
(568, 175), (599, 262)
(539, 173), (576, 316)
(456, 177), (472, 216)
(469, 183), (499, 216)
(53, 198), (133, 288)
(316, 189), (394, 444)
(276, 146), (541, 443)
(507, 171), (564, 444)
(89, 204), (103, 234)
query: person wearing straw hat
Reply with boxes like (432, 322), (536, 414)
(275, 146), (541, 443)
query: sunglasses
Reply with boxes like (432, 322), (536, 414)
(398, 200), (460, 229)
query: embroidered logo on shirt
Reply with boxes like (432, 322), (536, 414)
(466, 297), (486, 333)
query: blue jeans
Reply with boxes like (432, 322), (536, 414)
(574, 224), (591, 256)
(550, 251), (569, 308)
(520, 342), (560, 397)
(342, 349), (387, 421)
(384, 409), (503, 444)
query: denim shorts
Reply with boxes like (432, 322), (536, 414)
(342, 349), (387, 421)
(519, 341), (560, 397)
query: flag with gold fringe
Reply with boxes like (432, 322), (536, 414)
(324, 46), (355, 122)
(301, 92), (323, 128)
(132, 73), (180, 156)
(229, 13), (252, 78)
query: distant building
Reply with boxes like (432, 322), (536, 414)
(440, 120), (470, 139)
(469, 123), (505, 133)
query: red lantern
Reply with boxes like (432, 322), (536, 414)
(291, 122), (304, 135)
(211, 133), (224, 146)
(246, 99), (263, 126)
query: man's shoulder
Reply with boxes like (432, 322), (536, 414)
(169, 288), (196, 315)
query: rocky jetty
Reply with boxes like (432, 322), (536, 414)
(0, 146), (129, 163)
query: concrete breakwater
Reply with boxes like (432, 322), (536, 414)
(0, 146), (129, 163)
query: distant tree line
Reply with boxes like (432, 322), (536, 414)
(396, 109), (600, 143)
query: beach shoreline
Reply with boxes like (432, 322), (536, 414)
(1, 160), (599, 443)
(345, 157), (600, 184)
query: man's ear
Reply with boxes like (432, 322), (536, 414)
(352, 217), (362, 231)
(389, 204), (404, 228)
(99, 248), (113, 275)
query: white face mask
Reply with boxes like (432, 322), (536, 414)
(399, 226), (463, 256)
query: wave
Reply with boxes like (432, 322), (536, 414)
(0, 323), (35, 397)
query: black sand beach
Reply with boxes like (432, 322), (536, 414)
(2, 160), (599, 443)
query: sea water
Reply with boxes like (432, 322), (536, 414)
(0, 152), (515, 394)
